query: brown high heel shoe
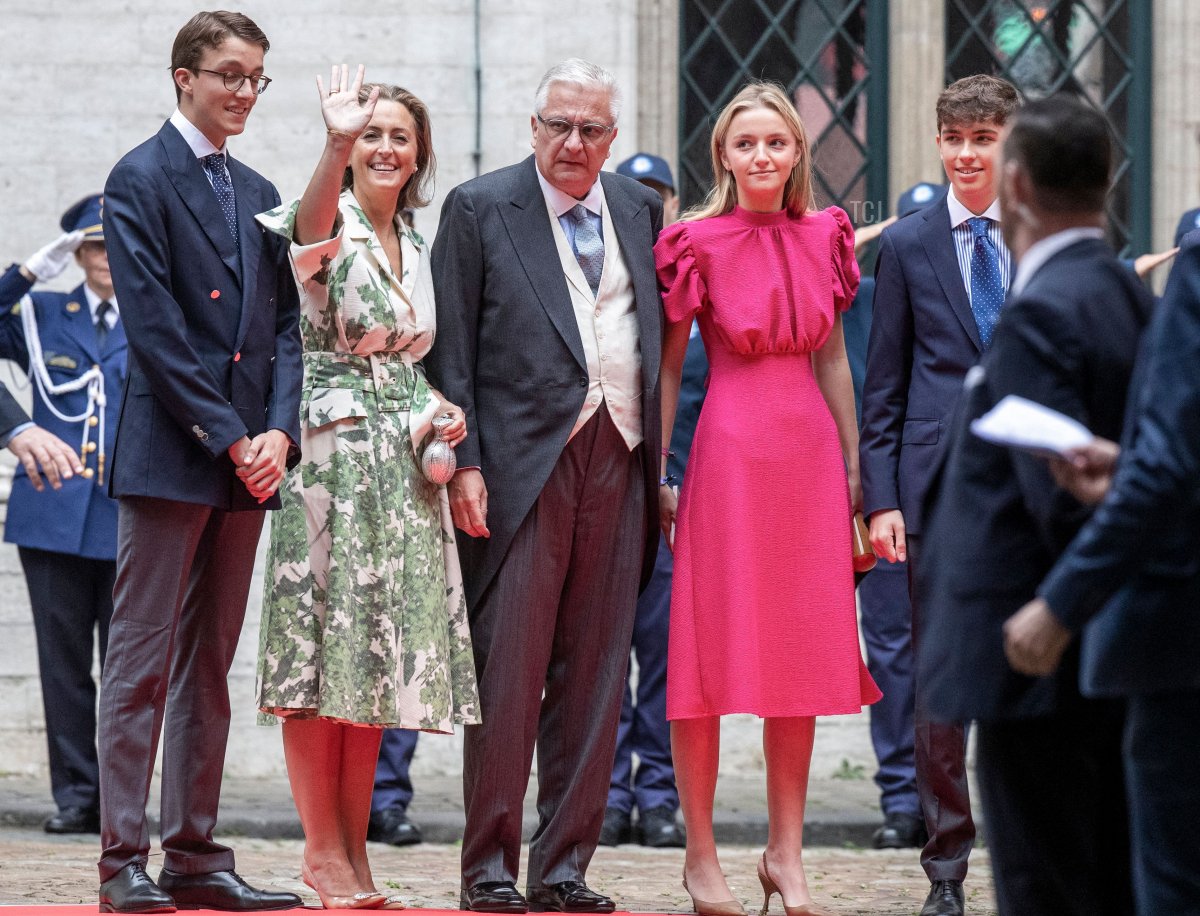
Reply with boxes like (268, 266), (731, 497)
(756, 854), (834, 916)
(301, 861), (386, 910)
(683, 869), (746, 916)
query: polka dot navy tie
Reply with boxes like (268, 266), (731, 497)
(569, 203), (604, 296)
(967, 216), (1003, 348)
(201, 152), (239, 249)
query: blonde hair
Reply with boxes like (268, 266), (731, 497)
(681, 81), (815, 222)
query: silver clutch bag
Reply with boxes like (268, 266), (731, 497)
(421, 413), (457, 485)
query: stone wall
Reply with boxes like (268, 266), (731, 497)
(0, 0), (650, 286)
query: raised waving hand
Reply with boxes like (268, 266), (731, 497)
(316, 63), (380, 140)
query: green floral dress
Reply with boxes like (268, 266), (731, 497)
(254, 190), (480, 731)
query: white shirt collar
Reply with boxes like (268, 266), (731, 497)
(170, 108), (226, 159)
(83, 284), (119, 325)
(946, 187), (1002, 229)
(1010, 227), (1106, 297)
(535, 163), (604, 218)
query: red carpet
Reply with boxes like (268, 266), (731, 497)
(2, 909), (469, 914)
(0, 912), (501, 916)
(3, 909), (666, 915)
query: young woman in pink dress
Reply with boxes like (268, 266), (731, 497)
(656, 83), (881, 916)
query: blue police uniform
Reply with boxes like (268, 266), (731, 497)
(0, 194), (125, 829)
(595, 153), (696, 847)
(607, 330), (706, 833)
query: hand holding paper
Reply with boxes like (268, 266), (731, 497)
(970, 394), (1095, 458)
(1050, 437), (1120, 506)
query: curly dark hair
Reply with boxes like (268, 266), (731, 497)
(936, 74), (1021, 132)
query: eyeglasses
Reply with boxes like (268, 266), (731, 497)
(195, 68), (272, 95)
(536, 114), (615, 146)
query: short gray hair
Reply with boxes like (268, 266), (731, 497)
(534, 58), (622, 124)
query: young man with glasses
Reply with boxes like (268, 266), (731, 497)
(427, 58), (664, 914)
(96, 10), (302, 913)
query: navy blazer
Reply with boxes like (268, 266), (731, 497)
(0, 381), (26, 437)
(426, 156), (664, 607)
(666, 330), (708, 481)
(0, 269), (127, 559)
(103, 121), (302, 511)
(917, 238), (1152, 721)
(860, 199), (987, 535)
(1039, 231), (1200, 698)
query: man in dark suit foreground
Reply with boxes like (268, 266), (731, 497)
(96, 10), (301, 913)
(427, 59), (662, 914)
(1005, 228), (1200, 916)
(919, 95), (1150, 916)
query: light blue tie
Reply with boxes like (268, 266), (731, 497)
(569, 203), (604, 296)
(201, 152), (239, 249)
(967, 216), (1003, 348)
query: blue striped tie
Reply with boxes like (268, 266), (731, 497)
(201, 152), (239, 248)
(967, 216), (1003, 348)
(569, 204), (604, 296)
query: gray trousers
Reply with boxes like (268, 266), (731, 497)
(908, 536), (975, 882)
(461, 404), (645, 893)
(97, 496), (264, 882)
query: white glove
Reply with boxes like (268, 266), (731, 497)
(25, 230), (85, 281)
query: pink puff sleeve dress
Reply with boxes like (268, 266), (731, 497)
(656, 205), (882, 719)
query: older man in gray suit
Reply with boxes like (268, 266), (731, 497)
(426, 59), (663, 914)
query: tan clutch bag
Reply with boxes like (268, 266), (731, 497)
(852, 511), (877, 575)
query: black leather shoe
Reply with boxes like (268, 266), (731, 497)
(99, 863), (175, 914)
(634, 805), (685, 848)
(598, 807), (631, 846)
(45, 805), (101, 834)
(156, 869), (300, 911)
(461, 881), (529, 913)
(368, 807), (423, 846)
(871, 811), (928, 850)
(919, 879), (964, 916)
(528, 881), (615, 913)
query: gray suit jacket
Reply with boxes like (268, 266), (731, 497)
(426, 156), (664, 608)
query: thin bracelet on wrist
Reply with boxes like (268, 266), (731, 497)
(326, 127), (356, 142)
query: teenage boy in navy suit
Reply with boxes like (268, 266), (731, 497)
(920, 95), (1150, 916)
(860, 74), (1020, 916)
(96, 10), (302, 913)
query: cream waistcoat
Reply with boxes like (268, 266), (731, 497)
(544, 194), (643, 450)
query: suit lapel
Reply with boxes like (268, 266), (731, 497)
(499, 158), (587, 371)
(103, 313), (128, 361)
(601, 173), (661, 384)
(157, 122), (242, 284)
(230, 157), (265, 348)
(62, 284), (100, 363)
(919, 202), (983, 352)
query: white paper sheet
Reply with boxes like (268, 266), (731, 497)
(970, 394), (1095, 457)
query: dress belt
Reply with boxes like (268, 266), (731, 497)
(302, 350), (439, 458)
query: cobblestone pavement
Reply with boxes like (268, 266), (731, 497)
(0, 829), (995, 915)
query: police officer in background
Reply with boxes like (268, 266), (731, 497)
(599, 153), (691, 849)
(0, 194), (126, 834)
